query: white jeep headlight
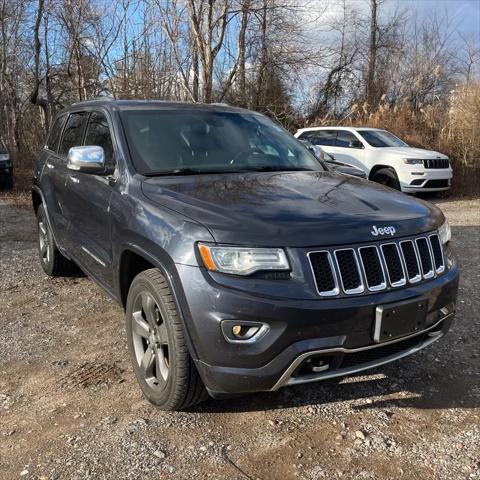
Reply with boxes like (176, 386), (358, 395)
(198, 243), (290, 275)
(438, 219), (451, 245)
(403, 158), (423, 165)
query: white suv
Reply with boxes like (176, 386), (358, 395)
(295, 127), (452, 193)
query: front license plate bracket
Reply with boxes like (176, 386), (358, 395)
(374, 298), (428, 343)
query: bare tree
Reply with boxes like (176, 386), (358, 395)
(365, 0), (379, 105)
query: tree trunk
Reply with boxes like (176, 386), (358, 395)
(366, 0), (378, 106)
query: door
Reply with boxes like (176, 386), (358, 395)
(63, 110), (116, 285)
(39, 114), (65, 242)
(42, 113), (88, 248)
(322, 130), (366, 170)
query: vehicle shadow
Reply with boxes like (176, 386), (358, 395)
(195, 353), (479, 414)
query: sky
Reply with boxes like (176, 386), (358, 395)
(318, 0), (479, 35)
(390, 0), (480, 37)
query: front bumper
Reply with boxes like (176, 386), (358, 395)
(399, 168), (453, 192)
(174, 261), (460, 397)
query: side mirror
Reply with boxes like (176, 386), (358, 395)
(348, 139), (364, 149)
(307, 145), (324, 159)
(307, 145), (318, 156)
(67, 146), (105, 174)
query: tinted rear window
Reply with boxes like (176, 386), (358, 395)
(59, 112), (88, 155)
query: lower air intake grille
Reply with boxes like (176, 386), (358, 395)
(340, 333), (428, 369)
(424, 179), (449, 188)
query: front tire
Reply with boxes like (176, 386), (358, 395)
(125, 268), (208, 410)
(36, 204), (78, 276)
(371, 167), (401, 191)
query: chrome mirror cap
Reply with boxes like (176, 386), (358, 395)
(67, 146), (105, 173)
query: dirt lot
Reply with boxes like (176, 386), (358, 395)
(0, 195), (479, 480)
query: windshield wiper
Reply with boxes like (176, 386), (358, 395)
(236, 166), (319, 173)
(146, 167), (245, 176)
(145, 166), (320, 176)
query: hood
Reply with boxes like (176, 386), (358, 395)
(142, 171), (444, 247)
(378, 147), (448, 159)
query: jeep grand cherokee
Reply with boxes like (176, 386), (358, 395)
(32, 100), (459, 410)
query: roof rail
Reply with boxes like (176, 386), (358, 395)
(72, 96), (115, 106)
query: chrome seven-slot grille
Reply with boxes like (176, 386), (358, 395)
(308, 233), (445, 296)
(423, 158), (449, 169)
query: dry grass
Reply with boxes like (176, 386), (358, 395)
(0, 190), (31, 209)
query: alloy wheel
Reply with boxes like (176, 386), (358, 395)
(131, 291), (170, 390)
(38, 220), (50, 264)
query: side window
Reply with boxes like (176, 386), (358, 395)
(336, 131), (360, 148)
(45, 115), (66, 153)
(84, 111), (115, 167)
(298, 131), (314, 142)
(59, 112), (88, 156)
(313, 130), (336, 146)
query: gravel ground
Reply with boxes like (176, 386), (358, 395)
(0, 195), (479, 480)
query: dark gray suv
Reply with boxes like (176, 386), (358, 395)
(32, 100), (459, 410)
(0, 148), (13, 189)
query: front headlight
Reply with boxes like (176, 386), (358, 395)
(198, 243), (290, 275)
(438, 219), (451, 245)
(403, 158), (423, 165)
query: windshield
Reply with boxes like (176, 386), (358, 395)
(120, 109), (323, 175)
(357, 130), (408, 148)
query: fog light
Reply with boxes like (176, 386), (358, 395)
(232, 325), (242, 336)
(221, 320), (269, 343)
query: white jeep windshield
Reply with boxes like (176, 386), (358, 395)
(120, 109), (323, 175)
(357, 130), (408, 148)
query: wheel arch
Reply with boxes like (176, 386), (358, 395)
(31, 185), (65, 252)
(368, 164), (398, 180)
(118, 245), (199, 360)
(119, 247), (159, 308)
(32, 185), (44, 215)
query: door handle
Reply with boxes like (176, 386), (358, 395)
(70, 175), (80, 184)
(46, 162), (54, 169)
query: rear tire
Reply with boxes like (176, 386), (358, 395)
(36, 204), (78, 276)
(125, 268), (208, 410)
(371, 167), (401, 191)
